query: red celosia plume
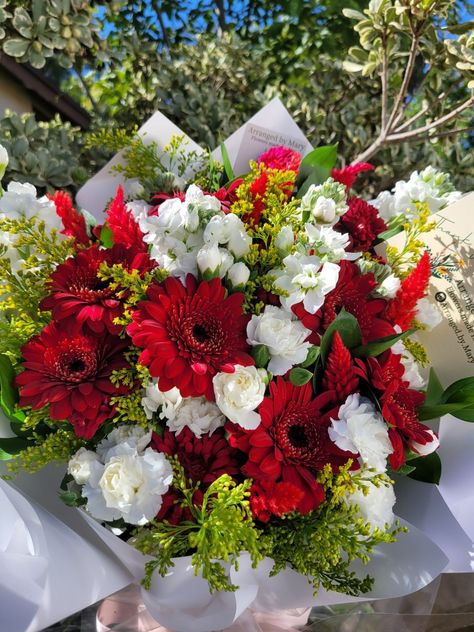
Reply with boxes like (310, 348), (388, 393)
(106, 186), (147, 251)
(322, 331), (359, 405)
(49, 191), (89, 246)
(385, 252), (431, 330)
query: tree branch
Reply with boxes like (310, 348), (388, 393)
(214, 0), (227, 36)
(394, 103), (429, 132)
(385, 33), (420, 131)
(74, 68), (100, 118)
(386, 95), (474, 143)
(153, 2), (172, 50)
(380, 34), (389, 133)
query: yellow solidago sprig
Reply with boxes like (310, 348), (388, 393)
(135, 459), (263, 593)
(260, 463), (402, 597)
(385, 203), (436, 277)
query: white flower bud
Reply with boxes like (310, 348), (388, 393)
(227, 262), (250, 288)
(196, 243), (234, 279)
(275, 226), (294, 254)
(0, 144), (8, 181)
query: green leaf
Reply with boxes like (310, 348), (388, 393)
(59, 490), (87, 507)
(352, 329), (413, 358)
(251, 344), (270, 369)
(425, 368), (444, 406)
(100, 224), (114, 248)
(440, 377), (474, 406)
(375, 225), (404, 243)
(395, 463), (416, 476)
(0, 436), (29, 459)
(220, 142), (235, 182)
(296, 144), (338, 197)
(407, 452), (441, 485)
(417, 402), (469, 421)
(320, 309), (362, 364)
(301, 345), (320, 368)
(3, 37), (30, 57)
(0, 355), (24, 424)
(289, 367), (313, 386)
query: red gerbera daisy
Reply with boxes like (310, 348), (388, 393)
(128, 275), (253, 400)
(40, 243), (154, 335)
(48, 191), (90, 246)
(293, 261), (393, 344)
(335, 196), (387, 252)
(152, 427), (240, 524)
(228, 378), (351, 514)
(16, 323), (129, 439)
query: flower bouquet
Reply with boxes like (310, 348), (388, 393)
(0, 135), (472, 631)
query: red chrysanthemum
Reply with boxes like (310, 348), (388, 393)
(16, 323), (129, 439)
(128, 275), (253, 400)
(48, 191), (90, 246)
(385, 252), (431, 331)
(250, 480), (304, 523)
(40, 243), (154, 335)
(336, 196), (387, 252)
(322, 331), (359, 405)
(258, 146), (302, 173)
(228, 378), (352, 514)
(293, 261), (393, 344)
(106, 186), (147, 251)
(152, 427), (240, 524)
(331, 162), (374, 190)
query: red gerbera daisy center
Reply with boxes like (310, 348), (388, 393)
(274, 407), (325, 465)
(45, 338), (98, 382)
(173, 310), (225, 358)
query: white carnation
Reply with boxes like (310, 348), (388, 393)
(272, 253), (340, 314)
(68, 447), (101, 485)
(167, 397), (225, 437)
(247, 305), (311, 375)
(329, 393), (393, 473)
(142, 380), (183, 421)
(213, 365), (267, 430)
(346, 477), (396, 531)
(83, 446), (173, 526)
(97, 425), (152, 460)
(415, 298), (443, 331)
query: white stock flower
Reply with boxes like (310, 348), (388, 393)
(378, 274), (401, 299)
(329, 393), (393, 473)
(142, 380), (183, 421)
(409, 429), (439, 456)
(300, 179), (348, 225)
(305, 223), (358, 262)
(196, 243), (234, 278)
(213, 365), (267, 430)
(68, 447), (101, 485)
(272, 253), (340, 314)
(370, 190), (398, 222)
(0, 144), (8, 180)
(247, 305), (312, 375)
(392, 340), (426, 390)
(97, 425), (152, 460)
(415, 298), (443, 331)
(346, 477), (396, 531)
(83, 447), (173, 526)
(227, 261), (250, 288)
(204, 213), (251, 258)
(0, 181), (63, 233)
(167, 397), (225, 437)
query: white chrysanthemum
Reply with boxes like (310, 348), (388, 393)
(213, 365), (267, 430)
(305, 223), (358, 262)
(68, 447), (101, 485)
(415, 298), (443, 331)
(272, 253), (340, 314)
(392, 340), (426, 390)
(97, 425), (152, 460)
(247, 305), (312, 375)
(300, 179), (348, 225)
(347, 477), (396, 531)
(167, 397), (225, 437)
(83, 446), (173, 526)
(142, 380), (183, 421)
(329, 393), (393, 473)
(0, 181), (63, 233)
(203, 213), (251, 258)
